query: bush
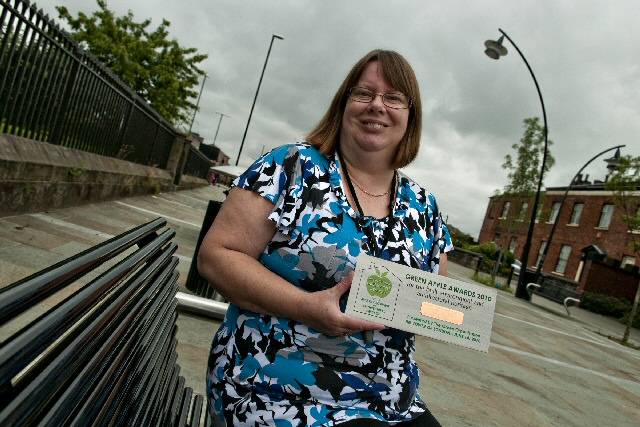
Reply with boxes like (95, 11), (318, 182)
(580, 292), (630, 318)
(463, 242), (515, 276)
(580, 292), (640, 328)
(620, 309), (640, 328)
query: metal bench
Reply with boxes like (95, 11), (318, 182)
(0, 218), (204, 426)
(526, 282), (582, 316)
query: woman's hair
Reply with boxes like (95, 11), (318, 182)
(306, 49), (422, 168)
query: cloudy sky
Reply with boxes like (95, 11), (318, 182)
(39, 0), (640, 238)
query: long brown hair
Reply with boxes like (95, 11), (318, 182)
(306, 49), (422, 168)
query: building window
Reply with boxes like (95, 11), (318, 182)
(508, 237), (517, 254)
(535, 241), (547, 268)
(517, 202), (529, 221)
(621, 256), (635, 269)
(554, 245), (572, 274)
(547, 202), (561, 224)
(568, 203), (583, 225)
(499, 202), (511, 219)
(597, 204), (615, 229)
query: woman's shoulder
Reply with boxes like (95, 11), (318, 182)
(265, 142), (331, 168)
(397, 171), (441, 208)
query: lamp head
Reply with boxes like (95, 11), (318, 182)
(273, 34), (284, 40)
(484, 35), (508, 60)
(605, 147), (624, 172)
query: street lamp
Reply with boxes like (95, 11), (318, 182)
(534, 145), (625, 281)
(485, 29), (550, 300)
(212, 112), (229, 146)
(189, 73), (208, 134)
(235, 34), (284, 166)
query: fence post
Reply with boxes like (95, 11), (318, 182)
(166, 135), (191, 187)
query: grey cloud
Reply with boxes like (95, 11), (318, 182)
(39, 0), (640, 237)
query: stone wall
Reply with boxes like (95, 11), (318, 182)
(0, 134), (208, 217)
(447, 247), (481, 270)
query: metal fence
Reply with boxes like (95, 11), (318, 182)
(0, 0), (179, 168)
(183, 145), (212, 180)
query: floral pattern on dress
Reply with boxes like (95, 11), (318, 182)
(207, 142), (453, 426)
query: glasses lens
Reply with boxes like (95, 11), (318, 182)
(383, 93), (410, 109)
(350, 87), (373, 102)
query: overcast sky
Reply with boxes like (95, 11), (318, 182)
(40, 0), (640, 238)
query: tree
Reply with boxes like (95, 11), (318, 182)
(495, 117), (555, 283)
(56, 0), (207, 127)
(502, 117), (555, 195)
(605, 155), (640, 344)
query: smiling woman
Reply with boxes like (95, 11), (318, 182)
(197, 49), (453, 426)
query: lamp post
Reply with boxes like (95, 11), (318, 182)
(189, 73), (208, 134)
(485, 29), (549, 300)
(235, 34), (284, 166)
(534, 145), (625, 281)
(212, 112), (229, 146)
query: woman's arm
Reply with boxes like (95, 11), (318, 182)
(197, 187), (383, 336)
(439, 253), (448, 276)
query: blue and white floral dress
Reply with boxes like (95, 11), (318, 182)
(207, 143), (453, 426)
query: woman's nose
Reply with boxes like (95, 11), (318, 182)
(368, 93), (386, 111)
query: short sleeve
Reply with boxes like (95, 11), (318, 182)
(233, 144), (303, 233)
(439, 218), (454, 253)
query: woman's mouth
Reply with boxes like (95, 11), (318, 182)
(362, 120), (387, 129)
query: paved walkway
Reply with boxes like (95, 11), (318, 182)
(1, 186), (638, 426)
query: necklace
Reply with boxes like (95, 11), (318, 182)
(338, 149), (397, 222)
(349, 174), (390, 197)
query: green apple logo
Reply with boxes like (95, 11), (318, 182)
(366, 269), (392, 298)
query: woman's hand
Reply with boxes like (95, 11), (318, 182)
(298, 272), (385, 336)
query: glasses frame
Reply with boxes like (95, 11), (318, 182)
(348, 86), (413, 110)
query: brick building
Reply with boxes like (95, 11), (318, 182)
(478, 157), (639, 282)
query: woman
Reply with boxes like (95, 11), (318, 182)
(198, 49), (452, 426)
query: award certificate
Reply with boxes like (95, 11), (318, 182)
(345, 253), (497, 352)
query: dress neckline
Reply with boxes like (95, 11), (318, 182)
(329, 151), (398, 223)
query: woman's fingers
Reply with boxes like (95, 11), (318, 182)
(341, 316), (385, 332)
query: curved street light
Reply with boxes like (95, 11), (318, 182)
(235, 34), (284, 166)
(534, 145), (625, 281)
(485, 28), (550, 300)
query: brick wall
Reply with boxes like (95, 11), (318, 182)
(580, 259), (639, 301)
(478, 191), (640, 281)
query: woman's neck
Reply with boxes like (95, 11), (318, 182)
(338, 144), (396, 186)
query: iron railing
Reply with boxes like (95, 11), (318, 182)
(0, 0), (179, 168)
(183, 145), (213, 179)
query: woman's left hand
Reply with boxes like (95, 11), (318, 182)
(297, 272), (385, 336)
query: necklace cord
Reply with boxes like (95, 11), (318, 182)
(337, 148), (398, 258)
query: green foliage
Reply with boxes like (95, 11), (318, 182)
(605, 155), (640, 252)
(502, 117), (555, 195)
(581, 292), (639, 327)
(464, 242), (515, 276)
(56, 0), (207, 126)
(472, 272), (511, 292)
(447, 224), (476, 248)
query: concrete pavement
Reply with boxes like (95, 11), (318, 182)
(1, 186), (638, 426)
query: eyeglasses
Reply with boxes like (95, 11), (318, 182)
(348, 86), (412, 109)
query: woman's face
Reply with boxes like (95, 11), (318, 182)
(340, 61), (410, 160)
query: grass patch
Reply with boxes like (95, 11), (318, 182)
(472, 272), (511, 292)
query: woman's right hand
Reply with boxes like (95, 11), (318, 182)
(298, 272), (385, 336)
